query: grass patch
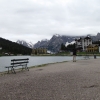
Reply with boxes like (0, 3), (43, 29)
(0, 71), (9, 76)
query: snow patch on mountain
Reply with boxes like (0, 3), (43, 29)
(55, 34), (60, 37)
(41, 39), (49, 42)
(16, 40), (34, 48)
(65, 41), (76, 47)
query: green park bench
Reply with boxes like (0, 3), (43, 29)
(5, 58), (29, 74)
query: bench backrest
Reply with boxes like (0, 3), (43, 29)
(11, 58), (29, 65)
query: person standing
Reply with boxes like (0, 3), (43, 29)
(73, 48), (77, 62)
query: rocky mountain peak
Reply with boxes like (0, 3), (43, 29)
(16, 40), (34, 48)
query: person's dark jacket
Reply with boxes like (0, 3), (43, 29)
(73, 49), (77, 55)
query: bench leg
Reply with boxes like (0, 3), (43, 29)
(25, 64), (29, 71)
(21, 66), (24, 70)
(27, 67), (29, 71)
(7, 67), (9, 74)
(21, 65), (29, 71)
(11, 67), (16, 74)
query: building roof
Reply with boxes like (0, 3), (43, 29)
(84, 36), (91, 39)
(75, 36), (91, 42)
(87, 44), (99, 47)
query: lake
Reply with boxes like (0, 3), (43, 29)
(0, 55), (94, 72)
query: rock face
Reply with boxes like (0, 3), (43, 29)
(16, 40), (34, 48)
(33, 39), (49, 48)
(34, 34), (80, 52)
(89, 33), (100, 41)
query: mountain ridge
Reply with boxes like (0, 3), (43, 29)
(16, 40), (34, 48)
(0, 37), (32, 55)
(16, 33), (100, 52)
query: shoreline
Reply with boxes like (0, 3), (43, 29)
(0, 61), (69, 76)
(0, 55), (96, 75)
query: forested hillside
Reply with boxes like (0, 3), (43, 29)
(0, 37), (32, 55)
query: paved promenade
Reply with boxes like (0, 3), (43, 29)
(0, 58), (100, 100)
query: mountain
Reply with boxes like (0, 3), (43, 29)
(16, 40), (34, 48)
(92, 33), (100, 41)
(16, 33), (100, 52)
(34, 33), (100, 52)
(0, 37), (32, 55)
(33, 39), (49, 48)
(34, 34), (80, 52)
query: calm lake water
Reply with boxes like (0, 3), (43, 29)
(0, 56), (94, 72)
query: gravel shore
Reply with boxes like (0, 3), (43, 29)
(0, 58), (100, 100)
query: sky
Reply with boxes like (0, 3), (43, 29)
(0, 0), (100, 44)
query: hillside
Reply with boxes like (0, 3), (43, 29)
(0, 37), (32, 55)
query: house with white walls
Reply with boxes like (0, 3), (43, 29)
(75, 36), (92, 51)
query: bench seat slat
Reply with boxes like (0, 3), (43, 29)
(5, 66), (13, 68)
(11, 64), (27, 67)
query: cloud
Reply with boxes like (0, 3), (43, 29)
(0, 0), (100, 43)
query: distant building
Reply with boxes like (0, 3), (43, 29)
(86, 44), (99, 52)
(75, 36), (92, 51)
(32, 48), (47, 54)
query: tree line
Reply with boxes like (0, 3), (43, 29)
(0, 37), (32, 55)
(60, 43), (76, 52)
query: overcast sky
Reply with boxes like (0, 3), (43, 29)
(0, 0), (100, 44)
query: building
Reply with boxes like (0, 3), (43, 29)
(75, 36), (92, 51)
(32, 48), (47, 54)
(86, 44), (99, 52)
